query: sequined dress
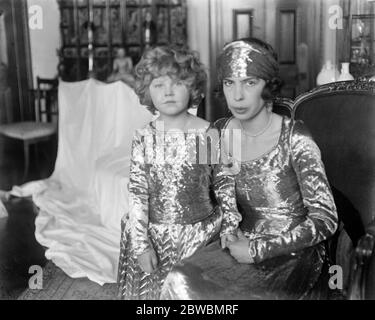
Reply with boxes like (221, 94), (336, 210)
(117, 122), (222, 300)
(161, 116), (338, 300)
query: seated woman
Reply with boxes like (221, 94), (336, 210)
(160, 38), (338, 300)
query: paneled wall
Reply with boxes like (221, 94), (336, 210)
(28, 0), (60, 86)
(0, 0), (32, 122)
(206, 0), (324, 121)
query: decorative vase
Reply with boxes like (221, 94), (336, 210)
(337, 62), (354, 81)
(316, 60), (339, 86)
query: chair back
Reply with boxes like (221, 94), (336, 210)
(35, 76), (59, 123)
(273, 96), (293, 118)
(293, 80), (375, 228)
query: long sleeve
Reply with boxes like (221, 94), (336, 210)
(214, 163), (242, 236)
(248, 121), (338, 263)
(127, 129), (151, 256)
(212, 119), (242, 237)
(213, 124), (243, 236)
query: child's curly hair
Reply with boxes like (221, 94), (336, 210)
(134, 46), (207, 114)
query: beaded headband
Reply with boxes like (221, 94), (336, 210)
(219, 40), (278, 81)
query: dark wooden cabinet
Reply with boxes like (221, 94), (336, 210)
(57, 0), (187, 81)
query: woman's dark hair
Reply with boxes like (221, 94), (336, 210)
(215, 37), (283, 104)
(134, 46), (207, 114)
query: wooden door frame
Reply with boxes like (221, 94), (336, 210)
(0, 0), (33, 122)
(207, 0), (225, 122)
(232, 9), (253, 40)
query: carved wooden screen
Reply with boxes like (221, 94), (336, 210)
(58, 0), (187, 81)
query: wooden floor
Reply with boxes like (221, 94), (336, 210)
(0, 138), (56, 299)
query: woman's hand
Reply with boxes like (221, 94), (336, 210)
(137, 248), (158, 274)
(227, 230), (254, 264)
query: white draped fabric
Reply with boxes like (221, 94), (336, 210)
(10, 79), (153, 285)
(0, 198), (7, 218)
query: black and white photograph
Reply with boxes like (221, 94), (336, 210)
(0, 0), (375, 306)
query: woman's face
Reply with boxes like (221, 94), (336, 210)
(223, 76), (266, 120)
(149, 75), (190, 116)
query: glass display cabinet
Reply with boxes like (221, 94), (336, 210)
(350, 14), (375, 77)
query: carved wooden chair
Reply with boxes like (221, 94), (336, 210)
(272, 96), (293, 118)
(0, 77), (58, 182)
(293, 79), (375, 299)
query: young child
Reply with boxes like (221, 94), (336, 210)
(117, 46), (222, 300)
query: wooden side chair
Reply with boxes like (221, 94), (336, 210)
(293, 79), (375, 299)
(0, 77), (58, 182)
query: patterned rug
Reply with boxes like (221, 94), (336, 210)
(17, 261), (119, 300)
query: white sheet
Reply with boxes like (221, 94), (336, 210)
(0, 200), (7, 218)
(0, 190), (8, 218)
(10, 79), (152, 284)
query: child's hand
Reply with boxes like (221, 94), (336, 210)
(137, 248), (158, 274)
(221, 233), (238, 249)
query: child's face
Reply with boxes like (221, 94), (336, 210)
(149, 75), (190, 117)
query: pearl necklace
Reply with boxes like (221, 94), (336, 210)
(239, 112), (273, 138)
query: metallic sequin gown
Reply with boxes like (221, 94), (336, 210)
(117, 122), (222, 300)
(161, 116), (338, 300)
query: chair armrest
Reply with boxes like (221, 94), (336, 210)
(347, 220), (375, 300)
